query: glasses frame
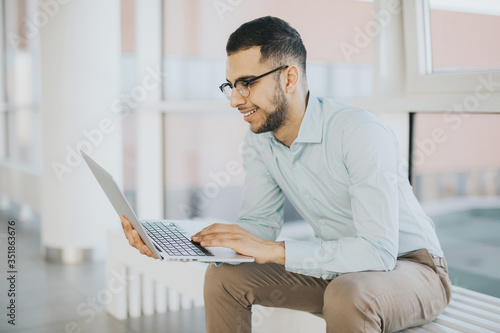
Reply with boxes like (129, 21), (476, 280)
(219, 65), (289, 100)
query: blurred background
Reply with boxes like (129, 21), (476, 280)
(0, 0), (499, 332)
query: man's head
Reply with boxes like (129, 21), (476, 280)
(226, 16), (307, 80)
(221, 16), (308, 134)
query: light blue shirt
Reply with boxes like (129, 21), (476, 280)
(237, 94), (444, 280)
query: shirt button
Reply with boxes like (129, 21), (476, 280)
(298, 271), (303, 274)
(295, 161), (300, 167)
(305, 194), (311, 200)
(321, 220), (326, 226)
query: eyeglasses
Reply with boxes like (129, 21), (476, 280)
(219, 65), (289, 100)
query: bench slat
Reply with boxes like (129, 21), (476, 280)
(434, 313), (497, 333)
(402, 327), (434, 333)
(442, 307), (500, 332)
(452, 293), (500, 316)
(401, 321), (465, 333)
(448, 299), (500, 323)
(417, 321), (464, 333)
(452, 286), (500, 308)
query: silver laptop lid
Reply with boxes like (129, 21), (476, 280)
(80, 150), (163, 259)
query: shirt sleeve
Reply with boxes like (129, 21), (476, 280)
(236, 131), (285, 241)
(285, 122), (400, 279)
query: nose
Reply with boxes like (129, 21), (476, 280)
(229, 87), (246, 109)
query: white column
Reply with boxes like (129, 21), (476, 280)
(135, 0), (165, 219)
(39, 0), (122, 263)
(181, 294), (193, 310)
(168, 288), (181, 312)
(106, 261), (128, 320)
(155, 282), (168, 313)
(373, 0), (406, 98)
(142, 275), (155, 315)
(128, 268), (142, 317)
(372, 0), (410, 160)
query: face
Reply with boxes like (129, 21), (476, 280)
(225, 47), (289, 134)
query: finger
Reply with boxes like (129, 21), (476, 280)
(120, 217), (157, 258)
(131, 229), (145, 248)
(194, 232), (240, 243)
(142, 244), (158, 259)
(193, 226), (213, 237)
(129, 230), (146, 254)
(200, 237), (235, 248)
(121, 218), (136, 245)
(131, 230), (157, 258)
(195, 224), (239, 237)
(121, 216), (133, 235)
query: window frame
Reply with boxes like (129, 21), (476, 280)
(403, 0), (500, 95)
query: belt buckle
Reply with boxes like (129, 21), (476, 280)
(433, 257), (447, 273)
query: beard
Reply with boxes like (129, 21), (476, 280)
(251, 85), (289, 134)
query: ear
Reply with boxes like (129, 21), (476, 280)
(284, 65), (300, 94)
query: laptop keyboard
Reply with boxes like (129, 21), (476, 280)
(143, 221), (214, 257)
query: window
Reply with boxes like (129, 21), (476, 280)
(403, 0), (500, 94)
(428, 0), (500, 73)
(0, 0), (41, 168)
(410, 112), (500, 297)
(162, 0), (375, 101)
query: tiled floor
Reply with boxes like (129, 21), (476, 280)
(0, 206), (206, 333)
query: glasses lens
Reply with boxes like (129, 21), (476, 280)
(235, 81), (250, 98)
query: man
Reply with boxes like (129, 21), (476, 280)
(121, 16), (451, 332)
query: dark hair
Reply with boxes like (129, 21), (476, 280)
(226, 16), (307, 78)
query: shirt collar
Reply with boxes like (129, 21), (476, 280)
(267, 92), (323, 145)
(293, 92), (323, 144)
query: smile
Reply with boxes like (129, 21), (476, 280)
(242, 108), (258, 117)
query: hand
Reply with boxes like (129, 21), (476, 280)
(120, 215), (158, 259)
(191, 223), (285, 265)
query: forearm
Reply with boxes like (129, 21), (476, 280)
(193, 224), (286, 265)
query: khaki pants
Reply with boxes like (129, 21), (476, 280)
(204, 249), (452, 333)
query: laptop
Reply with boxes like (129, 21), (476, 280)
(81, 150), (254, 263)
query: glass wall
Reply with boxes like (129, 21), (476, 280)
(411, 112), (500, 297)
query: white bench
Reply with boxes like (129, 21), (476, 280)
(106, 230), (500, 332)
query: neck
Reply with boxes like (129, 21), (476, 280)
(273, 90), (309, 147)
